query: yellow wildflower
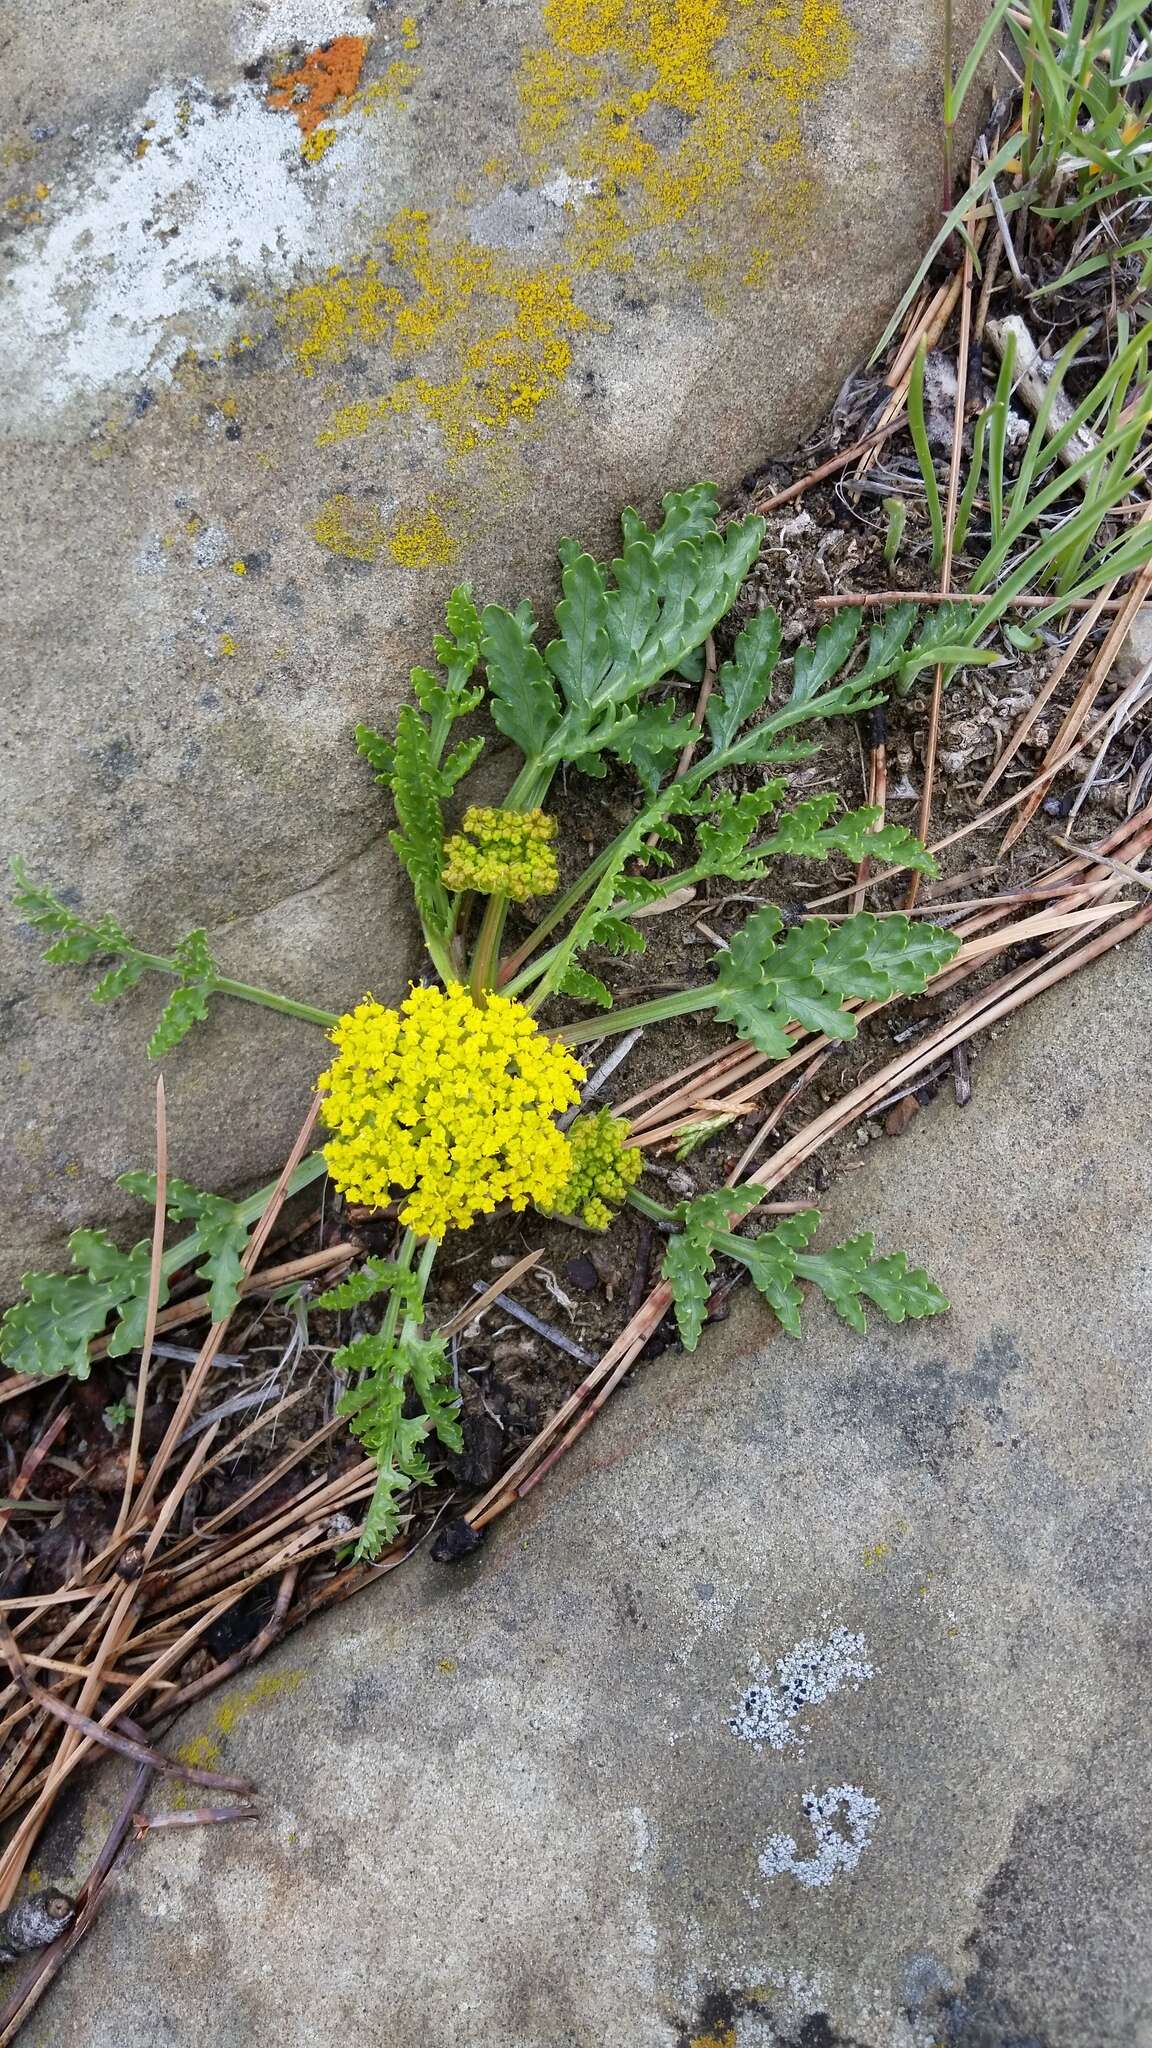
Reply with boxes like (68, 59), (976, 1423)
(441, 807), (559, 900)
(318, 985), (585, 1238)
(552, 1108), (642, 1230)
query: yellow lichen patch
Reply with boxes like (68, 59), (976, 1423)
(690, 2028), (736, 2048)
(287, 209), (593, 458)
(517, 0), (855, 278)
(400, 14), (420, 50)
(174, 1731), (223, 1773)
(387, 502), (457, 567)
(212, 1670), (304, 1736)
(312, 493), (389, 560)
(301, 124), (338, 163)
(357, 59), (421, 115)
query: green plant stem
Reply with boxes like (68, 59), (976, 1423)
(469, 893), (511, 997)
(555, 985), (715, 1047)
(378, 1230), (418, 1352)
(627, 1188), (677, 1225)
(497, 846), (618, 987)
(400, 1236), (440, 1343)
(209, 975), (339, 1030)
(155, 1155), (328, 1286)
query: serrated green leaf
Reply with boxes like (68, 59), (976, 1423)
(148, 982), (211, 1059)
(389, 705), (450, 932)
(441, 735), (484, 792)
(590, 913), (646, 956)
(661, 1229), (716, 1352)
(355, 724), (397, 788)
(677, 1186), (763, 1235)
(173, 929), (215, 980)
(706, 608), (783, 749)
(709, 908), (959, 1057)
(334, 1329), (460, 1559)
(480, 601), (563, 756)
(90, 957), (148, 1004)
(444, 583), (481, 654)
(611, 702), (698, 795)
(621, 484), (721, 559)
(557, 964), (613, 1009)
(894, 602), (981, 694)
(546, 552), (613, 715)
(0, 1232), (157, 1381)
(852, 604), (918, 690)
(315, 1257), (423, 1311)
(790, 609), (862, 703)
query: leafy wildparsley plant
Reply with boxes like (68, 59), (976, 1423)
(8, 486), (957, 1556)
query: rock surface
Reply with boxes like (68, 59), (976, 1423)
(2, 0), (984, 1292)
(30, 933), (1152, 2047)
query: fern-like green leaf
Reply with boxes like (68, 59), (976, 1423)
(706, 609), (783, 750)
(480, 601), (563, 755)
(389, 706), (451, 932)
(315, 1257), (424, 1311)
(790, 608), (862, 703)
(334, 1330), (461, 1559)
(710, 909), (959, 1057)
(791, 1233), (949, 1333)
(589, 913), (646, 956)
(0, 1235), (158, 1381)
(148, 983), (210, 1060)
(355, 724), (397, 788)
(661, 1229), (716, 1351)
(851, 604), (919, 691)
(557, 964), (614, 1009)
(90, 957), (148, 1004)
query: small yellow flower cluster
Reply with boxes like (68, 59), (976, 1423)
(441, 806), (559, 901)
(553, 1108), (643, 1231)
(318, 984), (585, 1238)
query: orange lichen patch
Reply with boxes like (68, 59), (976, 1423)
(268, 35), (370, 138)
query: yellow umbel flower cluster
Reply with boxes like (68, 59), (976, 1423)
(318, 985), (585, 1238)
(553, 1108), (643, 1230)
(441, 807), (559, 901)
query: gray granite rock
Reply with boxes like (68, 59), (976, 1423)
(2, 0), (985, 1291)
(28, 933), (1152, 2047)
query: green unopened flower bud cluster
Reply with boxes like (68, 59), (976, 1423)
(553, 1108), (643, 1230)
(441, 807), (559, 901)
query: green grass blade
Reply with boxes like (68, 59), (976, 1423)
(908, 343), (944, 574)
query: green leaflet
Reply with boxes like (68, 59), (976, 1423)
(678, 788), (936, 887)
(481, 490), (765, 778)
(557, 964), (614, 1008)
(710, 909), (960, 1059)
(389, 706), (453, 936)
(11, 860), (225, 1060)
(334, 1330), (462, 1559)
(893, 602), (981, 694)
(790, 608), (863, 703)
(355, 724), (397, 788)
(315, 1257), (425, 1312)
(480, 601), (563, 756)
(0, 1161), (329, 1379)
(706, 609), (783, 751)
(660, 1192), (948, 1350)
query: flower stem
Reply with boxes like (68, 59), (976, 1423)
(379, 1229), (418, 1351)
(209, 977), (339, 1029)
(554, 985), (717, 1048)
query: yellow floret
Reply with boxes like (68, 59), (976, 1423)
(551, 1108), (642, 1230)
(441, 806), (559, 901)
(318, 984), (585, 1238)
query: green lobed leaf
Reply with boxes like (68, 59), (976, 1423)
(589, 913), (646, 956)
(480, 601), (563, 756)
(706, 609), (783, 750)
(315, 1258), (425, 1311)
(711, 909), (960, 1057)
(0, 1234), (157, 1381)
(661, 1229), (716, 1352)
(389, 705), (451, 932)
(90, 957), (148, 1004)
(356, 724), (397, 788)
(790, 609), (862, 703)
(557, 964), (614, 1009)
(148, 983), (211, 1060)
(851, 605), (919, 691)
(334, 1330), (460, 1559)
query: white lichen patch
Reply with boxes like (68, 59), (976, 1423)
(233, 0), (373, 61)
(729, 1626), (874, 1754)
(758, 1784), (880, 1889)
(0, 80), (365, 416)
